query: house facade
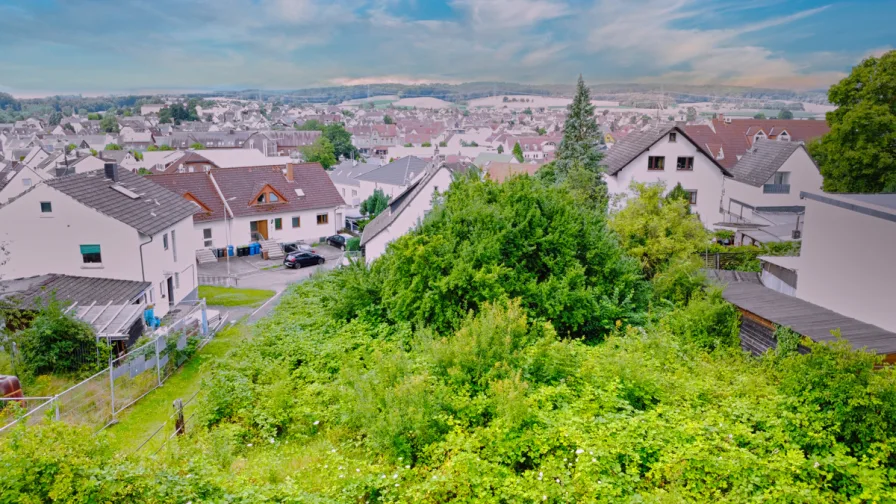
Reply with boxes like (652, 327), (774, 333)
(603, 125), (731, 228)
(0, 165), (199, 319)
(361, 162), (453, 263)
(152, 163), (344, 253)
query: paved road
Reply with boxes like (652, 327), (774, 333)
(200, 245), (344, 324)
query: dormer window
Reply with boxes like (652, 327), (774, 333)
(669, 132), (677, 142)
(251, 184), (286, 205)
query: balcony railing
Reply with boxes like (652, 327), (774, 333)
(763, 183), (791, 194)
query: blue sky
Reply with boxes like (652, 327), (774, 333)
(0, 0), (892, 96)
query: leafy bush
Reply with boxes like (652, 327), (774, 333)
(375, 173), (649, 340)
(662, 289), (741, 351)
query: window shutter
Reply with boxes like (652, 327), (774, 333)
(80, 244), (101, 254)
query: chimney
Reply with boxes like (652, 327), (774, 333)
(104, 162), (119, 182)
(285, 162), (295, 182)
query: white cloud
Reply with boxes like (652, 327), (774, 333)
(450, 0), (572, 29)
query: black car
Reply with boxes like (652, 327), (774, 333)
(283, 252), (325, 269)
(326, 234), (354, 251)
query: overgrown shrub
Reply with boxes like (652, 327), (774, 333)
(662, 288), (741, 351)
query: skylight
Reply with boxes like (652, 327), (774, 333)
(111, 184), (140, 199)
(294, 189), (305, 197)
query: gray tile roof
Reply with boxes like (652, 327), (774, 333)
(355, 156), (428, 186)
(329, 160), (381, 187)
(602, 124), (732, 177)
(361, 162), (443, 246)
(730, 140), (805, 187)
(47, 166), (198, 236)
(0, 274), (150, 308)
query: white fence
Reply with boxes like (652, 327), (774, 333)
(0, 300), (227, 434)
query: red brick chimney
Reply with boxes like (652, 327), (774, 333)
(285, 162), (295, 182)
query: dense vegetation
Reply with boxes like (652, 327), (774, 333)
(4, 174), (896, 502)
(809, 49), (896, 192)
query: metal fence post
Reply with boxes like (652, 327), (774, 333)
(54, 398), (59, 421)
(155, 335), (162, 386)
(109, 363), (116, 420)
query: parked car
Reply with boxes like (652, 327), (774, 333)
(326, 233), (355, 251)
(282, 241), (314, 254)
(283, 252), (325, 269)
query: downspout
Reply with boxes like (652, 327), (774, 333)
(139, 233), (154, 282)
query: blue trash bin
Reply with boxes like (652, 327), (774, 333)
(228, 245), (234, 257)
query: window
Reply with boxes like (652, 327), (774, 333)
(686, 190), (698, 205)
(647, 156), (665, 171)
(40, 201), (52, 213)
(676, 157), (694, 171)
(203, 228), (213, 247)
(292, 217), (300, 228)
(669, 132), (677, 142)
(171, 230), (177, 261)
(342, 188), (346, 197)
(316, 213), (329, 225)
(163, 233), (169, 250)
(352, 190), (357, 197)
(773, 172), (790, 185)
(274, 218), (282, 230)
(256, 194), (265, 204)
(22, 178), (32, 187)
(80, 244), (102, 264)
(269, 193), (279, 203)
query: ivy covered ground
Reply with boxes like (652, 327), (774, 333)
(4, 175), (896, 503)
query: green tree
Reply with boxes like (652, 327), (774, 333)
(552, 76), (605, 202)
(665, 182), (693, 214)
(48, 111), (63, 126)
(360, 188), (389, 217)
(808, 50), (896, 192)
(376, 173), (649, 339)
(512, 142), (524, 162)
(158, 145), (174, 151)
(384, 115), (394, 124)
(609, 181), (710, 302)
(100, 115), (119, 133)
(536, 126), (547, 135)
(322, 123), (359, 160)
(146, 145), (159, 151)
(753, 112), (767, 119)
(103, 143), (122, 151)
(497, 145), (504, 154)
(439, 141), (447, 147)
(158, 108), (172, 124)
(296, 119), (324, 131)
(522, 107), (533, 115)
(422, 142), (432, 147)
(189, 142), (205, 150)
(301, 136), (337, 169)
(777, 109), (794, 120)
(686, 107), (697, 122)
(89, 148), (97, 156)
(87, 113), (101, 120)
(65, 143), (77, 153)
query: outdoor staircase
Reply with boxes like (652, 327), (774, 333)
(196, 248), (218, 264)
(260, 240), (284, 259)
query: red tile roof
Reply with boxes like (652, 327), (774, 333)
(684, 119), (829, 169)
(151, 163), (344, 223)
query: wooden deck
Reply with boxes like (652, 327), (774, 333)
(722, 282), (896, 355)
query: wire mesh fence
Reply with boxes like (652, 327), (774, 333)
(131, 389), (203, 456)
(0, 301), (223, 435)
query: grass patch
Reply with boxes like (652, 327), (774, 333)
(198, 286), (275, 307)
(261, 264), (282, 271)
(101, 323), (248, 454)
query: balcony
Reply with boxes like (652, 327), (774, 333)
(762, 183), (791, 194)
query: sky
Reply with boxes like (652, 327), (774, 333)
(0, 0), (892, 97)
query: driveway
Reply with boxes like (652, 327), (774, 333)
(198, 244), (345, 323)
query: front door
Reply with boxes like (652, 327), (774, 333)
(250, 220), (269, 241)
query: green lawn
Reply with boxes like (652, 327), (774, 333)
(101, 323), (248, 454)
(198, 286), (275, 307)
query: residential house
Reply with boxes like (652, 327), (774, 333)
(720, 192), (896, 360)
(718, 140), (823, 245)
(0, 164), (199, 319)
(484, 161), (539, 183)
(152, 163), (344, 253)
(355, 156), (429, 201)
(602, 125), (732, 227)
(328, 159), (381, 207)
(361, 162), (453, 264)
(243, 131), (321, 156)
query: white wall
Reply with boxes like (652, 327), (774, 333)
(0, 165), (46, 203)
(358, 179), (406, 203)
(607, 133), (726, 228)
(189, 207), (339, 251)
(797, 197), (896, 333)
(0, 184), (196, 319)
(722, 148), (823, 217)
(333, 182), (361, 207)
(365, 167), (454, 263)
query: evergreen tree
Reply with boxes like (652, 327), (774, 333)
(512, 142), (524, 162)
(554, 75), (603, 179)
